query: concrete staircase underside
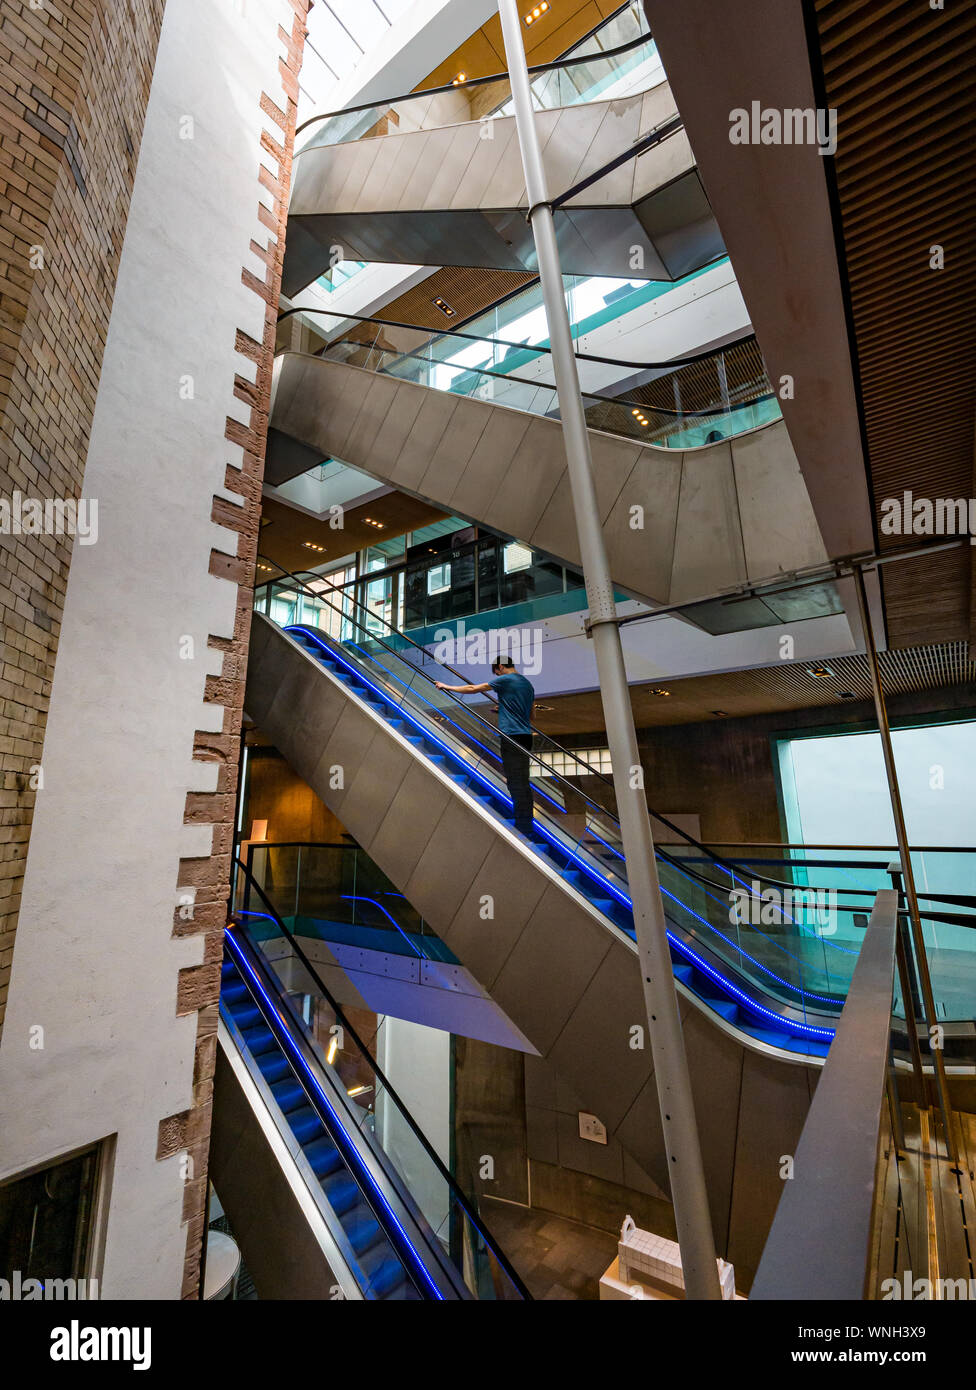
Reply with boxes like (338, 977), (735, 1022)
(283, 85), (723, 292)
(269, 351), (829, 609)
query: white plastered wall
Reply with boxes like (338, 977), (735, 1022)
(0, 0), (297, 1298)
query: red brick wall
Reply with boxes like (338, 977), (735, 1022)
(169, 0), (311, 1298)
(0, 0), (167, 1032)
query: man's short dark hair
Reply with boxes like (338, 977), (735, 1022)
(492, 656), (516, 672)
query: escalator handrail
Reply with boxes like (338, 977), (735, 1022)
(277, 304), (761, 378)
(223, 925), (453, 1299)
(307, 335), (773, 423)
(295, 29), (658, 139)
(258, 560), (854, 911)
(230, 855), (532, 1299)
(260, 554), (613, 810)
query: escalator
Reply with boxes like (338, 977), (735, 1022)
(268, 323), (830, 613)
(245, 568), (855, 1277)
(246, 567), (976, 1281)
(211, 875), (529, 1300)
(284, 30), (719, 292)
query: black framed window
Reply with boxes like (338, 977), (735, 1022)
(0, 1145), (101, 1286)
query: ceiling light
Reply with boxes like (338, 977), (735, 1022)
(838, 691), (856, 700)
(631, 408), (641, 417)
(711, 710), (729, 717)
(452, 71), (467, 85)
(806, 664), (833, 679)
(432, 296), (456, 317)
(524, 1), (549, 24)
(302, 541), (326, 552)
(326, 1036), (338, 1064)
(651, 688), (670, 697)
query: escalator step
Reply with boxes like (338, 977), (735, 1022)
(709, 998), (740, 1023)
(322, 1171), (360, 1215)
(288, 1107), (327, 1146)
(231, 1003), (264, 1033)
(588, 899), (616, 917)
(241, 1025), (278, 1058)
(360, 1245), (408, 1300)
(345, 1211), (384, 1255)
(673, 963), (694, 984)
(220, 980), (250, 1006)
(305, 1136), (343, 1178)
(256, 1053), (293, 1086)
(270, 1078), (307, 1114)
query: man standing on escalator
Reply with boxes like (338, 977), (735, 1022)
(435, 656), (536, 837)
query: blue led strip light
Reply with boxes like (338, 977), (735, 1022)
(285, 625), (837, 1044)
(223, 925), (445, 1299)
(340, 894), (430, 959)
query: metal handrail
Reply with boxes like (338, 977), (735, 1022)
(230, 854), (532, 1300)
(276, 304), (759, 377)
(295, 29), (656, 139)
(311, 335), (770, 423)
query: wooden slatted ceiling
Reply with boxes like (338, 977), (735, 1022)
(813, 0), (976, 648)
(532, 640), (976, 734)
(371, 268), (538, 333)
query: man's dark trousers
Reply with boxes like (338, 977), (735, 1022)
(501, 733), (534, 833)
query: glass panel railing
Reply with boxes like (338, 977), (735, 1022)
(238, 840), (441, 961)
(304, 309), (778, 450)
(298, 5), (661, 151)
(693, 842), (976, 1025)
(230, 880), (527, 1300)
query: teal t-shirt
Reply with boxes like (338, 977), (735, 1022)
(490, 673), (535, 735)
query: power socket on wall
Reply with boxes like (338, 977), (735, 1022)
(578, 1112), (608, 1145)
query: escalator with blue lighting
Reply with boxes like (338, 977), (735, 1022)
(281, 615), (838, 1056)
(246, 563), (976, 1268)
(214, 875), (529, 1301)
(249, 567), (862, 1053)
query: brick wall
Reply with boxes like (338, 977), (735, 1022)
(0, 0), (167, 1032)
(170, 0), (310, 1298)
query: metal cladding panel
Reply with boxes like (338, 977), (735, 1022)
(669, 441), (748, 604)
(443, 837), (553, 989)
(270, 355), (820, 610)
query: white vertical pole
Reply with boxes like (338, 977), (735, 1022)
(496, 0), (720, 1299)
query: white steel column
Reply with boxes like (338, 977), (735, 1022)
(496, 0), (721, 1299)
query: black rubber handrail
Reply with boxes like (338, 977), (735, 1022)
(276, 303), (754, 375)
(295, 29), (656, 138)
(308, 337), (771, 423)
(231, 854), (532, 1300)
